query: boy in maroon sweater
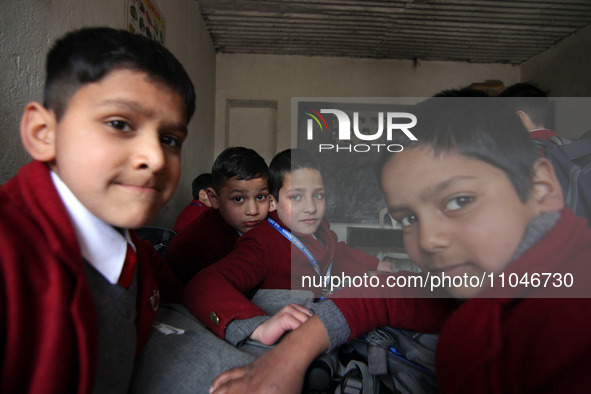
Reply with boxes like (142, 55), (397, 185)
(211, 99), (591, 393)
(166, 147), (270, 283)
(0, 27), (192, 393)
(173, 172), (212, 233)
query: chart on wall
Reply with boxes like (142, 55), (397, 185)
(126, 0), (165, 44)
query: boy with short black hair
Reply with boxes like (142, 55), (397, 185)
(166, 147), (270, 283)
(0, 27), (193, 393)
(499, 82), (557, 141)
(185, 149), (391, 348)
(210, 99), (591, 393)
(173, 172), (212, 233)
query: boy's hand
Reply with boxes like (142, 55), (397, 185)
(209, 352), (303, 394)
(211, 315), (329, 394)
(377, 260), (394, 273)
(249, 304), (312, 345)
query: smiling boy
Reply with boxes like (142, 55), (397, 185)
(166, 147), (270, 283)
(0, 27), (193, 393)
(384, 147), (544, 299)
(210, 99), (591, 393)
(42, 69), (186, 227)
(274, 166), (326, 235)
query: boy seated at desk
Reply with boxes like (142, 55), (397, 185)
(210, 99), (591, 394)
(166, 147), (270, 283)
(185, 149), (392, 348)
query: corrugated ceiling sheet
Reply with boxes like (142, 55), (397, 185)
(195, 0), (591, 63)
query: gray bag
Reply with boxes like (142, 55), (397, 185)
(130, 304), (256, 394)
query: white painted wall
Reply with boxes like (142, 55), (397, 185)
(214, 54), (521, 156)
(0, 0), (216, 228)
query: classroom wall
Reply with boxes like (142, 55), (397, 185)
(214, 25), (591, 182)
(521, 24), (591, 138)
(0, 0), (216, 228)
(522, 24), (591, 98)
(214, 54), (521, 157)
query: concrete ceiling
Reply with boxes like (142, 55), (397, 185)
(195, 0), (591, 64)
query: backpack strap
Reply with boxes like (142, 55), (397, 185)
(367, 344), (389, 375)
(548, 135), (572, 146)
(338, 360), (374, 394)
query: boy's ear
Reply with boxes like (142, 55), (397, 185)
(269, 195), (277, 212)
(516, 110), (536, 131)
(198, 189), (211, 206)
(205, 187), (219, 209)
(20, 102), (57, 161)
(529, 157), (565, 213)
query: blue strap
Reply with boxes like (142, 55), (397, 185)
(267, 217), (332, 286)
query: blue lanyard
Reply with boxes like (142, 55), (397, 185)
(267, 217), (332, 283)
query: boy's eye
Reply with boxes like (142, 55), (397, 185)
(161, 135), (183, 149)
(395, 214), (417, 228)
(256, 194), (268, 201)
(290, 194), (301, 201)
(232, 196), (244, 203)
(313, 192), (325, 200)
(107, 120), (132, 132)
(446, 196), (474, 211)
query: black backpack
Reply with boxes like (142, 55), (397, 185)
(135, 226), (177, 258)
(535, 136), (591, 227)
(304, 327), (439, 394)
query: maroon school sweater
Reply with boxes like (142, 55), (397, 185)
(0, 161), (183, 394)
(333, 210), (591, 393)
(166, 207), (240, 284)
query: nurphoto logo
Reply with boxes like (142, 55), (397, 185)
(305, 108), (418, 153)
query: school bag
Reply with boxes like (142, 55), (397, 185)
(304, 326), (439, 394)
(534, 136), (591, 227)
(135, 226), (177, 258)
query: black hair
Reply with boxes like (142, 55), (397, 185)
(44, 27), (195, 122)
(210, 147), (268, 193)
(498, 82), (550, 127)
(376, 98), (541, 202)
(191, 173), (212, 199)
(433, 87), (488, 97)
(269, 149), (322, 201)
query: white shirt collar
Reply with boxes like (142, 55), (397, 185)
(51, 171), (134, 284)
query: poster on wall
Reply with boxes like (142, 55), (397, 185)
(126, 0), (165, 44)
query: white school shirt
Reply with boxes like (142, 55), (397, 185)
(51, 171), (135, 284)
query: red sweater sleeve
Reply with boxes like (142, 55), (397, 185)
(183, 235), (272, 338)
(330, 271), (457, 339)
(334, 296), (455, 340)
